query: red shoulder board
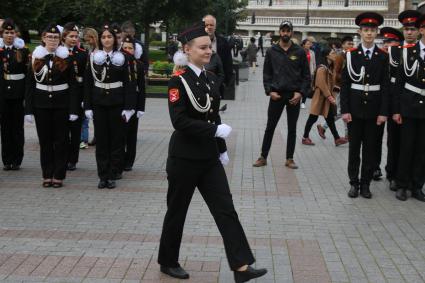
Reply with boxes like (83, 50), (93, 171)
(172, 69), (186, 77)
(379, 48), (388, 54)
(348, 47), (358, 53)
(403, 43), (416, 48)
(77, 46), (85, 52)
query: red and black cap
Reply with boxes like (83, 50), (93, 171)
(416, 13), (425, 28)
(43, 23), (61, 34)
(398, 10), (420, 27)
(355, 12), (384, 27)
(1, 18), (16, 31)
(177, 22), (208, 45)
(380, 27), (403, 43)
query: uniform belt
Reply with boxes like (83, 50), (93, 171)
(94, 81), (123, 89)
(4, 73), (25, 80)
(76, 76), (83, 83)
(351, 83), (380, 92)
(36, 83), (69, 92)
(390, 77), (396, 83)
(405, 83), (425, 96)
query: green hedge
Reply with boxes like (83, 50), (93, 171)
(150, 40), (166, 47)
(148, 50), (168, 62)
(152, 61), (174, 76)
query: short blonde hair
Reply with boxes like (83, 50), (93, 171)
(83, 27), (99, 51)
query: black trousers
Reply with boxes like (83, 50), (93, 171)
(385, 119), (400, 181)
(124, 115), (139, 168)
(34, 108), (69, 180)
(68, 110), (83, 164)
(396, 118), (425, 190)
(158, 157), (255, 270)
(261, 96), (300, 159)
(303, 109), (339, 140)
(93, 105), (125, 180)
(374, 123), (385, 171)
(1, 99), (24, 166)
(347, 118), (379, 185)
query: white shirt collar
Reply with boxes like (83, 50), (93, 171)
(5, 44), (13, 49)
(361, 44), (374, 55)
(188, 62), (204, 77)
(106, 50), (113, 56)
(419, 40), (425, 52)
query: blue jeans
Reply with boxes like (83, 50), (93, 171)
(81, 118), (89, 142)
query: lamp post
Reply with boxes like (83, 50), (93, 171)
(305, 0), (311, 25)
(344, 0), (349, 7)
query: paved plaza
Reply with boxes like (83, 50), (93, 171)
(1, 58), (425, 283)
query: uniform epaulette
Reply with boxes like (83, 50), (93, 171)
(77, 46), (85, 52)
(172, 69), (186, 77)
(379, 47), (388, 54)
(403, 43), (415, 48)
(348, 47), (358, 53)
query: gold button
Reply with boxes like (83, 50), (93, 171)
(208, 120), (211, 123)
(7, 86), (11, 89)
(422, 79), (425, 82)
(366, 83), (369, 86)
(210, 97), (213, 101)
(420, 101), (424, 104)
(48, 70), (52, 73)
(364, 101), (367, 104)
(49, 95), (52, 98)
(365, 93), (368, 96)
(209, 109), (213, 113)
(107, 75), (110, 78)
(106, 91), (109, 95)
(366, 74), (370, 78)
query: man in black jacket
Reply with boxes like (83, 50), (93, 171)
(253, 21), (311, 169)
(203, 15), (233, 95)
(341, 12), (389, 199)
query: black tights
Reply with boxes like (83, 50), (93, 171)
(304, 112), (340, 140)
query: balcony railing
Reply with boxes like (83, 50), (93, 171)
(239, 16), (400, 28)
(248, 0), (388, 10)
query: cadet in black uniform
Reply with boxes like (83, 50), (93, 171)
(25, 24), (79, 188)
(392, 14), (425, 202)
(384, 11), (420, 196)
(0, 19), (29, 171)
(157, 22), (267, 283)
(341, 12), (389, 199)
(121, 35), (146, 171)
(84, 25), (136, 189)
(372, 27), (403, 181)
(253, 20), (311, 169)
(62, 22), (88, 171)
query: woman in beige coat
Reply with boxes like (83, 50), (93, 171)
(302, 47), (347, 146)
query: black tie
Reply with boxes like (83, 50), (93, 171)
(365, 50), (371, 60)
(45, 54), (53, 62)
(200, 71), (208, 84)
(106, 54), (111, 64)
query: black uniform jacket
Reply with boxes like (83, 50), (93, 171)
(393, 42), (425, 119)
(67, 46), (88, 104)
(83, 51), (136, 110)
(0, 46), (30, 100)
(388, 45), (402, 115)
(126, 53), (146, 112)
(263, 42), (311, 97)
(167, 67), (227, 160)
(25, 54), (79, 115)
(340, 44), (389, 119)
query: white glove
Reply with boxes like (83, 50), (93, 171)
(215, 124), (232, 139)
(122, 110), (135, 122)
(69, 114), (78, 121)
(85, 110), (93, 120)
(24, 115), (34, 124)
(137, 111), (145, 119)
(219, 151), (230, 166)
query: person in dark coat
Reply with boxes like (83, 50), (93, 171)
(341, 12), (389, 199)
(62, 22), (88, 171)
(0, 18), (29, 171)
(25, 24), (79, 188)
(84, 24), (137, 189)
(121, 35), (146, 171)
(157, 22), (267, 283)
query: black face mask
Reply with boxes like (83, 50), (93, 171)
(281, 35), (291, 43)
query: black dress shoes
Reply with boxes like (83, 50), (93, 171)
(348, 184), (359, 198)
(98, 180), (107, 189)
(107, 180), (116, 189)
(396, 188), (407, 201)
(123, 166), (132, 171)
(372, 169), (382, 181)
(67, 163), (76, 171)
(3, 164), (11, 171)
(10, 164), (20, 170)
(412, 189), (425, 202)
(160, 266), (189, 279)
(234, 266), (267, 283)
(360, 183), (372, 199)
(389, 180), (397, 191)
(112, 173), (122, 180)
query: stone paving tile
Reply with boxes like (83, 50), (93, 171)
(1, 56), (425, 282)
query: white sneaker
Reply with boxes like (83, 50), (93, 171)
(80, 142), (88, 149)
(301, 103), (306, 109)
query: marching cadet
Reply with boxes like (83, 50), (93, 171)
(372, 27), (403, 182)
(121, 35), (145, 171)
(0, 19), (29, 171)
(157, 22), (267, 282)
(25, 24), (79, 188)
(392, 14), (425, 202)
(83, 24), (136, 189)
(386, 10), (420, 195)
(341, 12), (389, 199)
(62, 22), (88, 171)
